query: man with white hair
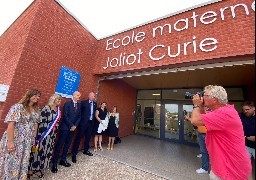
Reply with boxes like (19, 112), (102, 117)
(190, 85), (251, 180)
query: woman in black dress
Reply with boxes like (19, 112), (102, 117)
(106, 106), (119, 150)
(28, 94), (62, 178)
(94, 102), (108, 151)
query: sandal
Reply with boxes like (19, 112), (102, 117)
(34, 170), (44, 178)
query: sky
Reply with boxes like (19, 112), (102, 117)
(0, 0), (220, 39)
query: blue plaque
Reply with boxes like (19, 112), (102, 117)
(55, 66), (81, 98)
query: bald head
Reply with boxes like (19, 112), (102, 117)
(88, 92), (95, 101)
(73, 91), (81, 101)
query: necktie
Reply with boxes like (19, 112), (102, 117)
(74, 103), (77, 111)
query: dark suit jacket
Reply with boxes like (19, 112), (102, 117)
(79, 99), (97, 128)
(60, 100), (81, 131)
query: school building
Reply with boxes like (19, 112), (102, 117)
(0, 0), (255, 145)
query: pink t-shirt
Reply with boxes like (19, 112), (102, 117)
(200, 104), (251, 180)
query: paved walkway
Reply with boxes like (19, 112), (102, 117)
(40, 135), (254, 180)
(94, 135), (208, 180)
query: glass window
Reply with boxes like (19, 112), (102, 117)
(137, 90), (161, 100)
(135, 99), (160, 138)
(162, 89), (202, 100)
(226, 88), (244, 101)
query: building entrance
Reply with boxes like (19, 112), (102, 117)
(135, 87), (245, 145)
(135, 89), (201, 145)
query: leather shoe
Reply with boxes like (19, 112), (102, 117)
(83, 151), (93, 156)
(51, 164), (58, 173)
(59, 160), (71, 167)
(72, 156), (77, 163)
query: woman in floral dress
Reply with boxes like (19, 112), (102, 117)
(28, 94), (62, 178)
(0, 89), (41, 180)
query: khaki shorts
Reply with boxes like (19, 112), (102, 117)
(246, 146), (255, 159)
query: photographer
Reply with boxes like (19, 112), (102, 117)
(190, 85), (251, 180)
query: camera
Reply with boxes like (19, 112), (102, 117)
(185, 91), (204, 99)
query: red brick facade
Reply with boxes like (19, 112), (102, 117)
(0, 0), (255, 140)
(94, 0), (255, 75)
(97, 79), (136, 137)
(0, 0), (99, 135)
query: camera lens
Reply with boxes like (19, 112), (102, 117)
(185, 92), (194, 99)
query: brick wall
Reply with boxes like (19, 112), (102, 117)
(0, 1), (40, 132)
(94, 0), (255, 75)
(0, 0), (99, 137)
(97, 79), (136, 137)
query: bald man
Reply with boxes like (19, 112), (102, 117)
(51, 91), (81, 173)
(72, 92), (97, 163)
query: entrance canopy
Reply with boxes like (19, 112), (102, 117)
(100, 59), (255, 89)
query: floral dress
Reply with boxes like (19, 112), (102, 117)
(29, 105), (60, 171)
(0, 104), (40, 180)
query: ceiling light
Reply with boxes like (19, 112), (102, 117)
(152, 93), (160, 96)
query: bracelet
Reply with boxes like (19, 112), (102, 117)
(193, 105), (200, 109)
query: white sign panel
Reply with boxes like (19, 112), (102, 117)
(0, 84), (10, 102)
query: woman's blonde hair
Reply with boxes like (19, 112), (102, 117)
(204, 85), (228, 104)
(48, 94), (62, 106)
(19, 89), (41, 111)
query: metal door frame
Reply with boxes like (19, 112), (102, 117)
(160, 100), (197, 145)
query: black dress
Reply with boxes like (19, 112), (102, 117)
(106, 115), (118, 137)
(93, 107), (108, 135)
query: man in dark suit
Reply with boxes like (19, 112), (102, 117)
(51, 91), (81, 173)
(71, 92), (97, 163)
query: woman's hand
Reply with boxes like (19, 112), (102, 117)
(6, 141), (15, 152)
(184, 115), (191, 121)
(31, 137), (37, 145)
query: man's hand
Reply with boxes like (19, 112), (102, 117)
(192, 94), (204, 107)
(246, 136), (255, 142)
(70, 126), (76, 131)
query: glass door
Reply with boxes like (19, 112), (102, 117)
(163, 102), (196, 144)
(164, 103), (179, 140)
(183, 104), (197, 144)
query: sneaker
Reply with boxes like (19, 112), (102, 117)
(196, 168), (208, 174)
(197, 154), (202, 158)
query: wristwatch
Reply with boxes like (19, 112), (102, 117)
(193, 105), (200, 109)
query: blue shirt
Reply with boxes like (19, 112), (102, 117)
(89, 100), (93, 120)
